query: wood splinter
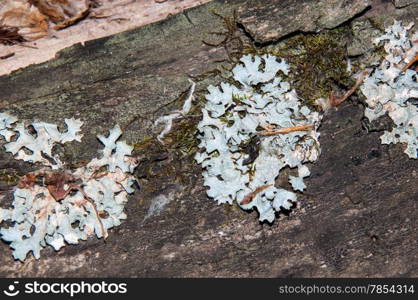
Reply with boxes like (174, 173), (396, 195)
(0, 52), (15, 60)
(259, 124), (315, 136)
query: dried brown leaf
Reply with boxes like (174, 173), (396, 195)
(0, 26), (25, 45)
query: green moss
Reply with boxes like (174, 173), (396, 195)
(260, 26), (356, 108)
(0, 169), (20, 185)
(140, 17), (356, 188)
(232, 93), (249, 103)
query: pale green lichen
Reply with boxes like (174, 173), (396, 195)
(195, 54), (322, 223)
(0, 114), (138, 261)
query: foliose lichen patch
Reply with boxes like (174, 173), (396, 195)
(360, 21), (418, 159)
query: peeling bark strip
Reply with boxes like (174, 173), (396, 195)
(259, 125), (315, 136)
(237, 0), (370, 44)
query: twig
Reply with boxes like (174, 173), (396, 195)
(258, 124), (315, 136)
(0, 52), (15, 60)
(401, 53), (418, 72)
(329, 70), (370, 106)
